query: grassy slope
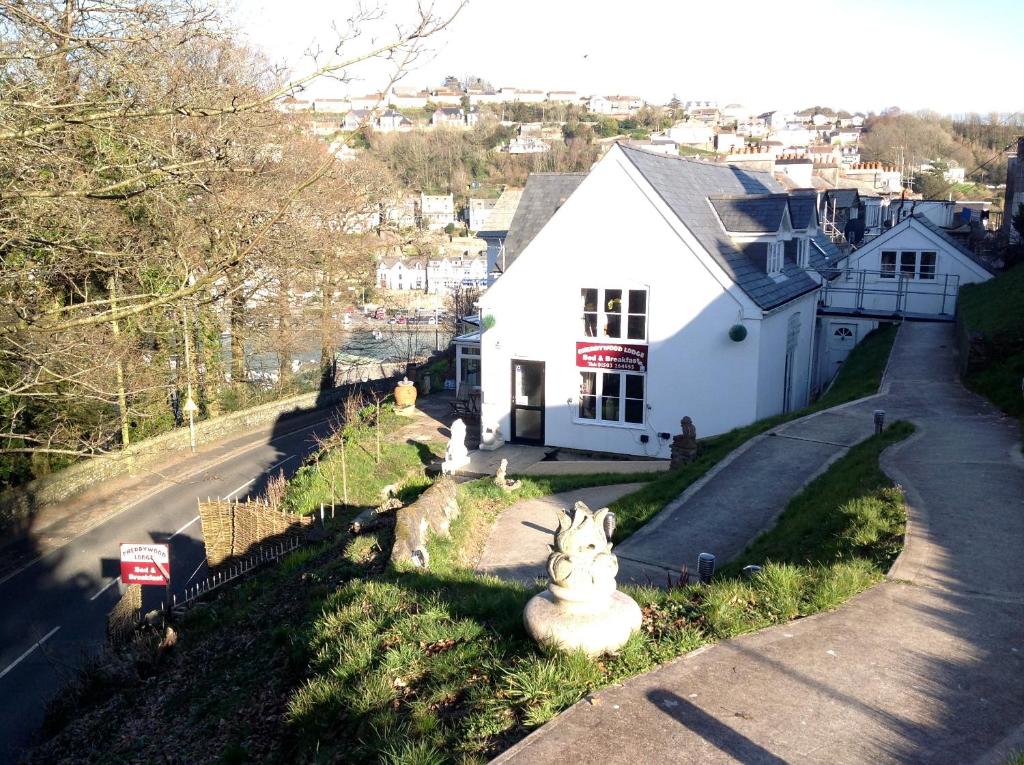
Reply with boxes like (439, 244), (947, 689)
(611, 323), (898, 539)
(958, 264), (1024, 419)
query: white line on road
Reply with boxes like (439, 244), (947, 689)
(0, 626), (61, 681)
(224, 454), (297, 500)
(169, 515), (200, 539)
(88, 577), (120, 602)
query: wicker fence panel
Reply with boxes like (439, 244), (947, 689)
(198, 499), (313, 569)
(106, 584), (143, 646)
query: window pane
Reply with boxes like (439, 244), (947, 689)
(601, 396), (620, 421)
(605, 314), (622, 338)
(920, 251), (936, 280)
(580, 372), (596, 395)
(583, 313), (597, 336)
(602, 372), (620, 396)
(880, 251), (896, 278)
(628, 289), (647, 315)
(627, 315), (646, 340)
(579, 396), (596, 419)
(900, 252), (916, 276)
(582, 288), (597, 312)
(625, 374), (644, 399)
(604, 289), (623, 313)
(625, 399), (644, 424)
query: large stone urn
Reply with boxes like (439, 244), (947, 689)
(523, 501), (642, 656)
(394, 377), (417, 411)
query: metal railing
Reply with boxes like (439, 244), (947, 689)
(819, 268), (961, 317)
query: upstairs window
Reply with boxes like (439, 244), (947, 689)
(767, 242), (784, 275)
(880, 251), (896, 278)
(797, 238), (810, 268)
(581, 288), (647, 340)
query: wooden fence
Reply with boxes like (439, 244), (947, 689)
(198, 497), (314, 568)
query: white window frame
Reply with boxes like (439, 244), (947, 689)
(577, 370), (646, 427)
(882, 250), (937, 280)
(580, 287), (648, 341)
(797, 237), (809, 268)
(767, 241), (784, 275)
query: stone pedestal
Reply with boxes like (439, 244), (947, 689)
(522, 501), (642, 657)
(479, 422), (504, 451)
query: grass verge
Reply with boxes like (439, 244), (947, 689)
(610, 322), (899, 540)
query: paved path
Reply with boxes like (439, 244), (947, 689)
(493, 322), (1024, 765)
(477, 484), (645, 584)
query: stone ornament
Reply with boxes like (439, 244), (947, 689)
(493, 458), (521, 492)
(442, 418), (470, 474)
(670, 416), (698, 469)
(523, 501), (642, 656)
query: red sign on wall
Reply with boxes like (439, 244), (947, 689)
(120, 543), (170, 586)
(575, 342), (649, 373)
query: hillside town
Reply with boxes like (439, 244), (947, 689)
(2, 2), (1023, 764)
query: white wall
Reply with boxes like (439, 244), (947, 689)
(755, 292), (818, 418)
(828, 220), (992, 315)
(480, 150), (768, 457)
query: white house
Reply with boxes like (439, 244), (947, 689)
(476, 145), (829, 457)
(815, 214), (993, 385)
(375, 109), (413, 132)
(420, 193), (456, 230)
(431, 106), (480, 128)
(505, 137), (551, 154)
(667, 123), (714, 147)
(377, 257), (427, 291)
(468, 198), (497, 230)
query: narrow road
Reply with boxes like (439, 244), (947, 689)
(0, 401), (350, 762)
(494, 322), (1024, 765)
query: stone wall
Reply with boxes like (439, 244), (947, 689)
(0, 358), (435, 537)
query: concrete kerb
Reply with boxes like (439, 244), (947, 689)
(879, 424), (931, 583)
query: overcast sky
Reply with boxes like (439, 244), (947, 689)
(237, 0), (1022, 116)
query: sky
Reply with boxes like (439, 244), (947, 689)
(237, 0), (1023, 116)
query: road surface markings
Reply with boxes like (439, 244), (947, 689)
(169, 515), (200, 539)
(0, 626), (61, 681)
(224, 454), (297, 500)
(88, 577), (120, 601)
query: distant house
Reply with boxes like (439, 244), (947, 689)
(375, 109), (413, 132)
(715, 132), (745, 153)
(468, 198), (497, 230)
(431, 106), (480, 128)
(429, 88), (463, 106)
(667, 123), (713, 147)
(588, 95), (642, 116)
(420, 193), (456, 230)
(376, 257), (426, 291)
(350, 93), (386, 111)
(388, 88), (429, 109)
(475, 187), (524, 280)
(547, 91), (579, 103)
(683, 100), (720, 125)
(342, 109), (371, 131)
(505, 137), (551, 154)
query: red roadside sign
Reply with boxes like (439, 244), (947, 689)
(119, 543), (170, 586)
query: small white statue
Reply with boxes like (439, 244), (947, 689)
(442, 418), (470, 474)
(523, 501), (642, 656)
(494, 458), (521, 492)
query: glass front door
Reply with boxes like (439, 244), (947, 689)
(510, 360), (545, 444)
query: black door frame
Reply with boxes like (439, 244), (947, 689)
(510, 359), (545, 445)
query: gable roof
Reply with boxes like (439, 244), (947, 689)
(904, 215), (994, 274)
(477, 188), (524, 234)
(785, 194), (817, 231)
(617, 144), (819, 310)
(502, 173), (586, 269)
(708, 194), (790, 233)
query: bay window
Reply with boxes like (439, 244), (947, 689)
(579, 371), (645, 425)
(581, 287), (648, 340)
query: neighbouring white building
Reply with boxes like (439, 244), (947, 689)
(815, 215), (993, 384)
(667, 123), (714, 147)
(375, 109), (413, 132)
(431, 106), (480, 128)
(476, 145), (833, 456)
(420, 193), (456, 231)
(376, 255), (488, 294)
(468, 198), (497, 230)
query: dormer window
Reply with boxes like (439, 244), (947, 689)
(767, 241), (784, 276)
(797, 237), (809, 268)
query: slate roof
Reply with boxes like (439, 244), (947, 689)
(787, 194), (818, 230)
(502, 173), (586, 269)
(910, 215), (995, 274)
(822, 188), (859, 209)
(476, 188), (524, 234)
(618, 144), (820, 310)
(708, 194), (789, 233)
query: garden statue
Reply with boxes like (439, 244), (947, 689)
(670, 416), (699, 468)
(493, 458), (521, 492)
(442, 418), (470, 474)
(523, 501), (642, 656)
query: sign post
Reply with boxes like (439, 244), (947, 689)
(120, 542), (172, 619)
